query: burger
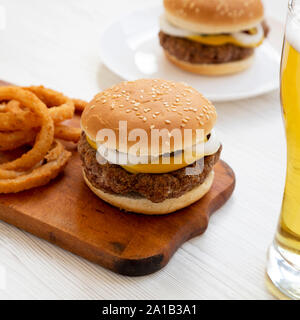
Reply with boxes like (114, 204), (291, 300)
(159, 0), (270, 75)
(79, 79), (221, 215)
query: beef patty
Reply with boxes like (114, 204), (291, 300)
(159, 21), (270, 65)
(78, 133), (222, 203)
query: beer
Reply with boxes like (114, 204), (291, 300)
(277, 18), (300, 253)
(267, 2), (300, 300)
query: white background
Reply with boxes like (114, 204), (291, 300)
(0, 0), (290, 299)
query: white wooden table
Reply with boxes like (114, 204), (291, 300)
(0, 0), (290, 300)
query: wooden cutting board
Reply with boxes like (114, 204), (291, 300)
(0, 81), (235, 276)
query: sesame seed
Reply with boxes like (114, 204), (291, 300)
(165, 120), (171, 124)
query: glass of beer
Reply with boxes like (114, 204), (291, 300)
(267, 0), (300, 299)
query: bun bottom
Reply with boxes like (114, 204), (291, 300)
(83, 170), (214, 215)
(164, 51), (254, 76)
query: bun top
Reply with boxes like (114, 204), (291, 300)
(81, 79), (217, 156)
(164, 0), (264, 34)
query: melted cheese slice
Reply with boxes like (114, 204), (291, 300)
(121, 149), (205, 174)
(187, 34), (264, 48)
(86, 131), (220, 174)
(86, 136), (97, 149)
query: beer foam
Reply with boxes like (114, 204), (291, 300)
(287, 10), (300, 52)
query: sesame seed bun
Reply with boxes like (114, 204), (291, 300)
(164, 0), (264, 34)
(164, 50), (255, 75)
(83, 169), (214, 215)
(81, 79), (217, 156)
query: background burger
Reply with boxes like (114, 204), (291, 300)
(79, 79), (221, 215)
(159, 0), (269, 75)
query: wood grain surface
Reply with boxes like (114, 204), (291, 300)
(0, 82), (235, 276)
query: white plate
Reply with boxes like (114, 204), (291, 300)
(99, 6), (281, 102)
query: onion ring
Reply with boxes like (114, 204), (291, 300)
(0, 87), (77, 131)
(0, 141), (71, 193)
(0, 124), (80, 152)
(54, 125), (81, 143)
(0, 141), (65, 179)
(0, 129), (36, 151)
(0, 100), (39, 131)
(44, 140), (65, 162)
(6, 100), (21, 112)
(0, 102), (6, 111)
(24, 86), (75, 123)
(72, 98), (88, 112)
(0, 87), (54, 171)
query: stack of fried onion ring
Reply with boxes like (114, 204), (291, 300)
(0, 86), (87, 193)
